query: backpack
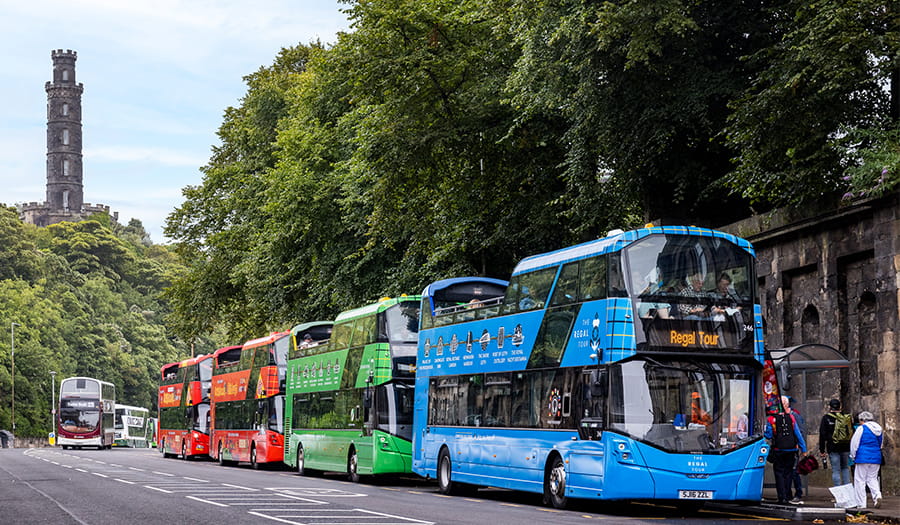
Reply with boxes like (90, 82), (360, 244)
(829, 412), (853, 444)
(772, 412), (797, 450)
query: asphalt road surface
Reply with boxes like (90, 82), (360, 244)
(0, 447), (791, 524)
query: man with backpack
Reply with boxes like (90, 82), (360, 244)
(819, 399), (852, 486)
(765, 398), (808, 505)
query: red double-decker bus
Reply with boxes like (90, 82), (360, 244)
(57, 376), (116, 450)
(210, 332), (291, 468)
(158, 351), (234, 459)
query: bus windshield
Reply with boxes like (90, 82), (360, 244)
(383, 302), (420, 344)
(60, 400), (100, 434)
(625, 234), (756, 351)
(608, 359), (761, 453)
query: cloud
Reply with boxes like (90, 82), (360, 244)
(85, 146), (208, 168)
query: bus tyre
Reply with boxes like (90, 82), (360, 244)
(181, 441), (189, 460)
(250, 445), (260, 470)
(544, 455), (568, 509)
(296, 444), (306, 476)
(437, 449), (455, 495)
(348, 449), (360, 483)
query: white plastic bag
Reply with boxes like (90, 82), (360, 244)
(828, 483), (857, 508)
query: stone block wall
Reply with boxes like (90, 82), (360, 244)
(721, 193), (899, 494)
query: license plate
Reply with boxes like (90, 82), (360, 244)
(678, 490), (713, 499)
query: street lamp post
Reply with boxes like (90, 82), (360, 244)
(10, 322), (19, 432)
(50, 371), (57, 439)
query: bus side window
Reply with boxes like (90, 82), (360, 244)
(607, 253), (627, 297)
(550, 262), (579, 306)
(580, 256), (607, 301)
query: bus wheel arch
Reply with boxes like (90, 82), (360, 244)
(543, 452), (569, 509)
(347, 446), (360, 483)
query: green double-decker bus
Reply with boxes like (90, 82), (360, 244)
(284, 296), (420, 481)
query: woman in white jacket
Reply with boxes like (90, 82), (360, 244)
(850, 411), (883, 509)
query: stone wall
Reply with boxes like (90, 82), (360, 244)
(721, 193), (899, 494)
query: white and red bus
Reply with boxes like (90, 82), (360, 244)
(57, 376), (116, 450)
(158, 351), (230, 459)
(210, 331), (291, 468)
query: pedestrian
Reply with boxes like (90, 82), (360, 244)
(818, 398), (852, 486)
(850, 411), (883, 509)
(784, 396), (806, 503)
(765, 398), (808, 505)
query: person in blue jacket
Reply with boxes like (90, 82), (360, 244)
(850, 411), (883, 509)
(765, 396), (808, 505)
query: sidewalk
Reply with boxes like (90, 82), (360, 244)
(763, 484), (899, 522)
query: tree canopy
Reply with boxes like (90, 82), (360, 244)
(0, 208), (203, 437)
(165, 0), (900, 343)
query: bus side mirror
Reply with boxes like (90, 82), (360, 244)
(363, 388), (372, 409)
(778, 366), (792, 391)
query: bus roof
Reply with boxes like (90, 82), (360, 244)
(60, 376), (115, 388)
(242, 331), (291, 350)
(511, 226), (754, 276)
(419, 277), (509, 298)
(114, 404), (149, 412)
(290, 321), (333, 337)
(333, 295), (422, 323)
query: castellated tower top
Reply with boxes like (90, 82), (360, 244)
(47, 49), (81, 87)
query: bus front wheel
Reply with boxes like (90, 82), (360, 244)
(437, 449), (455, 495)
(348, 449), (360, 483)
(181, 441), (189, 460)
(544, 455), (568, 509)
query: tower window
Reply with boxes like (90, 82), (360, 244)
(62, 69), (69, 82)
(62, 103), (69, 116)
(63, 159), (70, 177)
(63, 190), (70, 211)
(62, 129), (69, 145)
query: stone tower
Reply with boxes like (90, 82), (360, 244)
(18, 50), (117, 227)
(45, 49), (84, 213)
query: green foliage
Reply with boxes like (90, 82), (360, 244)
(0, 207), (191, 436)
(164, 0), (900, 352)
(843, 127), (900, 199)
(726, 0), (899, 207)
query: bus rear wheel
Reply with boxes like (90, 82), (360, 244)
(347, 449), (360, 483)
(544, 455), (569, 509)
(296, 444), (306, 476)
(218, 442), (233, 466)
(437, 449), (455, 495)
(250, 445), (260, 469)
(181, 441), (190, 460)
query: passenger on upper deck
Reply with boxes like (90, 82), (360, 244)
(711, 273), (742, 322)
(678, 273), (708, 319)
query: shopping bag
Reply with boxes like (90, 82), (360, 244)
(797, 455), (819, 475)
(828, 483), (857, 508)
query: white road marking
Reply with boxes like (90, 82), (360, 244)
(187, 496), (229, 507)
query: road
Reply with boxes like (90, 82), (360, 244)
(0, 447), (791, 524)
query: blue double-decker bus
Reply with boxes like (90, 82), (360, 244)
(412, 226), (770, 508)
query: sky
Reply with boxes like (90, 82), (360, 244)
(0, 0), (349, 243)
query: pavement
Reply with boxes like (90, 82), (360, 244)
(751, 483), (900, 522)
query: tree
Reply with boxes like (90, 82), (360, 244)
(726, 0), (900, 207)
(506, 0), (770, 226)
